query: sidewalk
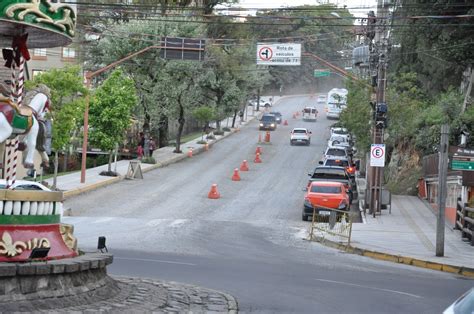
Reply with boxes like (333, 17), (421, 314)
(316, 176), (474, 277)
(46, 96), (277, 199)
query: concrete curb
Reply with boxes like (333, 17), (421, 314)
(312, 236), (474, 278)
(64, 176), (122, 199)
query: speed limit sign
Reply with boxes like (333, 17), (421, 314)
(370, 144), (385, 167)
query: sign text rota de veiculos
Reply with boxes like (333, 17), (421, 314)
(257, 43), (301, 66)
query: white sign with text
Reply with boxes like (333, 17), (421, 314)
(256, 43), (301, 66)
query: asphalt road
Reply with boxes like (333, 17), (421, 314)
(65, 95), (473, 313)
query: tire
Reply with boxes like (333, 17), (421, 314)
(302, 213), (308, 221)
(290, 141), (294, 146)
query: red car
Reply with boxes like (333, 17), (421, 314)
(302, 181), (350, 221)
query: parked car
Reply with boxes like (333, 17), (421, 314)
(317, 95), (326, 104)
(324, 147), (350, 159)
(249, 98), (271, 110)
(270, 111), (282, 124)
(322, 157), (356, 176)
(444, 287), (474, 314)
(302, 107), (318, 121)
(259, 114), (277, 131)
(302, 181), (350, 221)
(0, 179), (52, 191)
(330, 127), (352, 144)
(290, 128), (312, 146)
(319, 157), (357, 197)
(307, 166), (354, 204)
(0, 179), (63, 216)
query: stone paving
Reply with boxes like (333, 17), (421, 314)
(17, 277), (238, 313)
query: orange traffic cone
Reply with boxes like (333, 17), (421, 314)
(205, 143), (209, 151)
(265, 131), (271, 143)
(296, 111), (300, 116)
(208, 184), (220, 199)
(255, 146), (262, 155)
(258, 133), (262, 143)
(188, 148), (193, 157)
(254, 152), (262, 163)
(292, 113), (296, 119)
(232, 168), (241, 181)
(240, 160), (249, 171)
(283, 120), (288, 126)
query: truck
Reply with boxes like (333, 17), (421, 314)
(326, 88), (348, 120)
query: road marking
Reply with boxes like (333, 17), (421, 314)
(314, 278), (422, 298)
(115, 257), (197, 266)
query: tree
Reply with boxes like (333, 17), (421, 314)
(158, 61), (204, 153)
(193, 106), (215, 141)
(89, 69), (138, 174)
(25, 66), (87, 188)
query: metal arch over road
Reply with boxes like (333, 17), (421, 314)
(66, 96), (472, 313)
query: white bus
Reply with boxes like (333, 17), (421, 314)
(326, 88), (348, 119)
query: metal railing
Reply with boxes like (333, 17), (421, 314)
(455, 200), (474, 246)
(308, 206), (354, 245)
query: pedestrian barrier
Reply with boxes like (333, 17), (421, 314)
(455, 200), (474, 246)
(208, 184), (220, 199)
(308, 206), (354, 245)
(126, 161), (143, 180)
(231, 168), (241, 181)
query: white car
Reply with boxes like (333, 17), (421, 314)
(290, 128), (312, 146)
(317, 95), (326, 104)
(0, 179), (63, 216)
(248, 99), (271, 110)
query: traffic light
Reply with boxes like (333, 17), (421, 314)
(367, 11), (376, 40)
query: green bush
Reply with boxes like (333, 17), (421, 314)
(214, 130), (225, 136)
(197, 140), (207, 144)
(222, 127), (231, 132)
(141, 157), (156, 164)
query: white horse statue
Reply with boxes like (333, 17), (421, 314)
(0, 84), (51, 169)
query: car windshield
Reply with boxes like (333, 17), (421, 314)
(312, 169), (347, 179)
(325, 159), (349, 167)
(326, 149), (346, 156)
(270, 112), (281, 117)
(261, 115), (275, 122)
(303, 108), (312, 113)
(311, 185), (341, 193)
(293, 129), (307, 134)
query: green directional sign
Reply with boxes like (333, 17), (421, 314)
(451, 159), (474, 171)
(314, 70), (331, 77)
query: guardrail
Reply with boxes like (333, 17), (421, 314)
(308, 206), (355, 245)
(455, 201), (474, 246)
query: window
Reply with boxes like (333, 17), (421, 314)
(311, 185), (342, 194)
(33, 49), (47, 57)
(62, 47), (76, 59)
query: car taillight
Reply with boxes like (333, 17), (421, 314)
(346, 167), (355, 173)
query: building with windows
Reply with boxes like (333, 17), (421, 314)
(29, 46), (78, 79)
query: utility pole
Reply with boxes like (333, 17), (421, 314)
(368, 0), (390, 215)
(436, 124), (449, 257)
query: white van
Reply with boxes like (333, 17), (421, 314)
(326, 88), (348, 119)
(302, 107), (318, 121)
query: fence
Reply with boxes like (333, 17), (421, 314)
(455, 200), (474, 246)
(308, 206), (355, 245)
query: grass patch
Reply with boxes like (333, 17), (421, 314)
(169, 132), (203, 147)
